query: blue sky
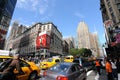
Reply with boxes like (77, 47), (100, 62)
(9, 0), (106, 45)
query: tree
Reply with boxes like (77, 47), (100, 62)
(69, 48), (92, 57)
(69, 48), (79, 56)
(83, 48), (92, 57)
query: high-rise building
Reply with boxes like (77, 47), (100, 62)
(100, 0), (120, 25)
(0, 0), (17, 49)
(76, 21), (101, 57)
(90, 32), (100, 57)
(77, 21), (91, 49)
(63, 37), (75, 54)
(62, 40), (69, 55)
(100, 0), (120, 58)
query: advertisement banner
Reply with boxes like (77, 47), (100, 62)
(36, 31), (51, 49)
(115, 34), (120, 43)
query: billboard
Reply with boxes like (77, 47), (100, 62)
(36, 31), (51, 49)
(115, 34), (120, 43)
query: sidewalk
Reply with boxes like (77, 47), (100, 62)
(87, 69), (107, 80)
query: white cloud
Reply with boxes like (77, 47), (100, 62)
(17, 0), (55, 15)
(74, 12), (85, 19)
(17, 0), (28, 9)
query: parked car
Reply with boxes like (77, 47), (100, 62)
(73, 58), (95, 71)
(0, 56), (40, 80)
(43, 62), (86, 80)
(40, 57), (61, 70)
(64, 55), (74, 62)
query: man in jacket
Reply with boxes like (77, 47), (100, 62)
(0, 54), (23, 80)
(116, 58), (120, 80)
(105, 59), (113, 80)
(95, 59), (101, 75)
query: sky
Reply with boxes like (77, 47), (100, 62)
(8, 0), (106, 45)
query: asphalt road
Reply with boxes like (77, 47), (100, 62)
(38, 69), (107, 80)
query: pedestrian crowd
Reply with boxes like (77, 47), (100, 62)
(95, 57), (120, 80)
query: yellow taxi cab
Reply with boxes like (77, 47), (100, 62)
(40, 57), (61, 70)
(0, 56), (40, 80)
(0, 56), (12, 62)
(64, 55), (74, 62)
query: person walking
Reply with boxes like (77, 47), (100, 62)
(0, 54), (24, 80)
(116, 58), (120, 80)
(105, 58), (114, 80)
(111, 59), (118, 80)
(95, 59), (101, 75)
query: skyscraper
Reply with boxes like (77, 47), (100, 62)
(90, 32), (100, 57)
(77, 21), (91, 49)
(0, 0), (17, 49)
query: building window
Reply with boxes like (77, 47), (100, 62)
(111, 13), (115, 18)
(39, 27), (41, 30)
(107, 1), (111, 8)
(43, 26), (45, 30)
(111, 13), (116, 23)
(119, 9), (120, 14)
(117, 3), (120, 9)
(45, 25), (47, 30)
(109, 7), (113, 13)
(115, 0), (120, 4)
(106, 0), (110, 3)
(47, 25), (49, 30)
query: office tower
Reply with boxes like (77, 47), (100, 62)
(77, 21), (91, 49)
(0, 0), (17, 49)
(90, 32), (100, 57)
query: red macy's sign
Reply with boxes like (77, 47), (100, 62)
(36, 31), (51, 49)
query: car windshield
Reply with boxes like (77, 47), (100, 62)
(0, 58), (10, 65)
(66, 57), (70, 59)
(73, 60), (79, 63)
(47, 58), (53, 62)
(0, 59), (12, 71)
(49, 63), (69, 73)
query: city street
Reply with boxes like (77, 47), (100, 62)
(0, 0), (120, 80)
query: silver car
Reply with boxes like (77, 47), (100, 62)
(43, 62), (86, 80)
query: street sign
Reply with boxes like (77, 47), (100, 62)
(104, 20), (113, 28)
(114, 29), (120, 33)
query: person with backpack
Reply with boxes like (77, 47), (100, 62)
(0, 54), (24, 80)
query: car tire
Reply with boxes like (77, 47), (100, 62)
(28, 72), (37, 80)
